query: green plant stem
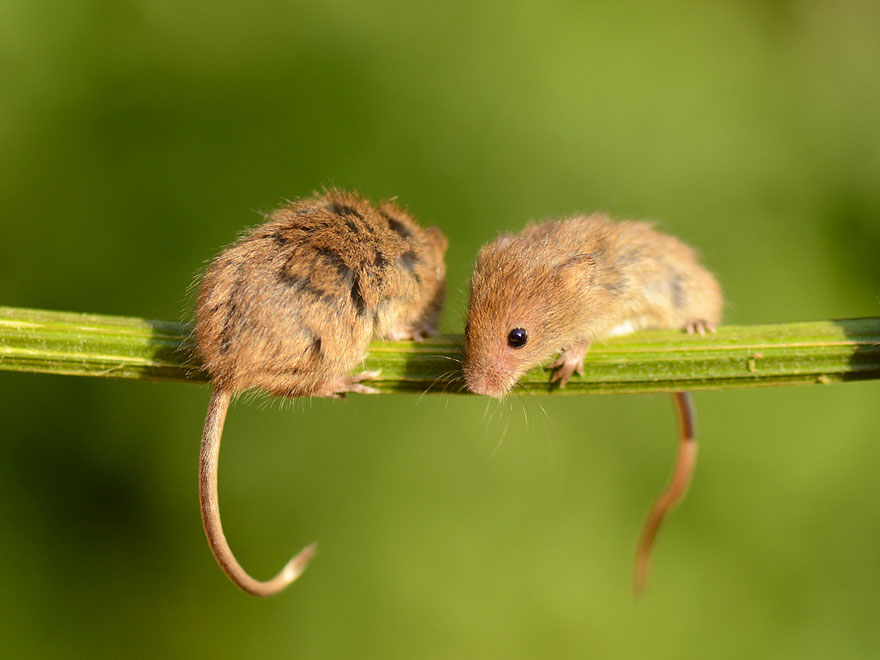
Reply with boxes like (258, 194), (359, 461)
(1, 306), (878, 395)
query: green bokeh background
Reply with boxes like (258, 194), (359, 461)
(2, 1), (879, 658)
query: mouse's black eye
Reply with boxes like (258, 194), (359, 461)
(507, 328), (528, 348)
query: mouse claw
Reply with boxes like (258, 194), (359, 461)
(386, 323), (437, 342)
(548, 344), (587, 389)
(346, 382), (381, 395)
(684, 320), (716, 335)
(345, 369), (382, 395)
(386, 326), (419, 341)
(352, 369), (382, 380)
(314, 370), (382, 397)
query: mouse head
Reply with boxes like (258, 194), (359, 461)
(463, 233), (585, 398)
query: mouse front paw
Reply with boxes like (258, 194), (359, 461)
(548, 343), (588, 389)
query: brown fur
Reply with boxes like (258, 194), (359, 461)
(463, 213), (722, 596)
(194, 189), (447, 596)
(464, 214), (721, 396)
(197, 189), (447, 397)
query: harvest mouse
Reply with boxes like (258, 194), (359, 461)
(195, 189), (447, 596)
(462, 213), (721, 594)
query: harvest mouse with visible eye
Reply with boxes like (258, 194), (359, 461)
(195, 189), (447, 596)
(463, 213), (721, 593)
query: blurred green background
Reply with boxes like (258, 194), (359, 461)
(2, 1), (879, 658)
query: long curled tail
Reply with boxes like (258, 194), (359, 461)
(200, 388), (316, 597)
(632, 391), (698, 596)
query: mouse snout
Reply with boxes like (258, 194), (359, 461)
(462, 364), (515, 399)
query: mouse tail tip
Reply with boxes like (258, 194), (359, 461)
(284, 542), (318, 582)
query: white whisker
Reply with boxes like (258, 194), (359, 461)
(418, 369), (458, 403)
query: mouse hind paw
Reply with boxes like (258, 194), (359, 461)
(683, 319), (716, 335)
(385, 322), (437, 342)
(313, 370), (382, 398)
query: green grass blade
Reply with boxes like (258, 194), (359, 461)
(1, 306), (878, 394)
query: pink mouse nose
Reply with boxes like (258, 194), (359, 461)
(463, 367), (512, 399)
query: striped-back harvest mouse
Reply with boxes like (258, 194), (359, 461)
(195, 189), (447, 596)
(462, 213), (721, 594)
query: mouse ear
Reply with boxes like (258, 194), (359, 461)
(424, 226), (448, 252)
(493, 232), (515, 248)
(559, 252), (597, 269)
(556, 252), (598, 289)
(476, 232), (516, 262)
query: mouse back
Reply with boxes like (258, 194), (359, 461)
(196, 189), (447, 397)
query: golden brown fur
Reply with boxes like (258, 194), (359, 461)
(463, 213), (722, 595)
(194, 189), (447, 596)
(464, 214), (721, 396)
(197, 189), (447, 397)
